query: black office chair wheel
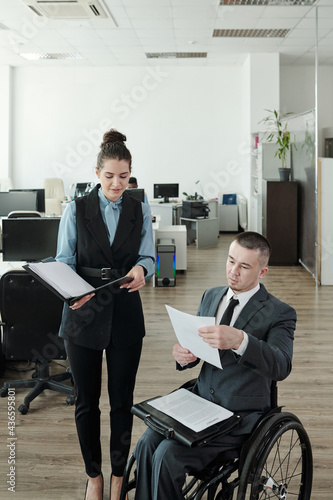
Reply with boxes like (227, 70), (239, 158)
(66, 394), (75, 405)
(0, 387), (9, 398)
(18, 403), (29, 415)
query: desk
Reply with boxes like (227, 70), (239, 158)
(150, 202), (181, 226)
(180, 217), (219, 249)
(219, 205), (239, 232)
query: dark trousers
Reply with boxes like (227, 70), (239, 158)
(65, 339), (142, 478)
(133, 428), (246, 500)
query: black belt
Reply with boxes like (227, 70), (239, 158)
(78, 266), (121, 281)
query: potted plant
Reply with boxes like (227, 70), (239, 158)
(260, 109), (295, 181)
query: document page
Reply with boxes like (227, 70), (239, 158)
(27, 261), (95, 299)
(148, 389), (233, 432)
(165, 305), (222, 369)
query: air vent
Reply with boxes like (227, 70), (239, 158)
(20, 52), (83, 60)
(146, 52), (207, 59)
(213, 28), (290, 38)
(20, 0), (115, 22)
(219, 0), (316, 5)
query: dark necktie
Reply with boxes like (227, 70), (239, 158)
(219, 297), (239, 326)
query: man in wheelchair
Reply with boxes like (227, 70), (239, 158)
(132, 231), (297, 500)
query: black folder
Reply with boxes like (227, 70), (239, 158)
(23, 259), (133, 306)
(132, 395), (241, 448)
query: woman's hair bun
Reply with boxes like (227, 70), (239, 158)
(101, 129), (126, 149)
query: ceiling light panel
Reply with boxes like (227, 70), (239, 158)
(219, 0), (316, 5)
(146, 52), (207, 59)
(20, 52), (83, 60)
(213, 28), (290, 37)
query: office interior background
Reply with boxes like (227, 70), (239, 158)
(0, 0), (333, 499)
(0, 0), (333, 203)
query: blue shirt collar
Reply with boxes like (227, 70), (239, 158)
(98, 186), (123, 208)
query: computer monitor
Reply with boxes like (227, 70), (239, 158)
(127, 188), (145, 202)
(0, 191), (38, 216)
(2, 217), (61, 262)
(153, 183), (179, 203)
(74, 182), (94, 198)
(9, 189), (45, 213)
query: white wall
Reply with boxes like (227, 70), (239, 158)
(0, 65), (12, 180)
(248, 53), (280, 133)
(280, 65), (333, 157)
(320, 158), (333, 285)
(11, 65), (250, 202)
(10, 60), (325, 206)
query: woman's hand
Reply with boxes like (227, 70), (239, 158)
(69, 293), (95, 310)
(121, 265), (146, 292)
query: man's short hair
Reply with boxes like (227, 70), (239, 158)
(129, 176), (138, 186)
(233, 231), (271, 266)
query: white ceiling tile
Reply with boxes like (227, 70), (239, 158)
(261, 6), (314, 18)
(123, 6), (173, 19)
(171, 6), (217, 19)
(134, 28), (174, 39)
(287, 28), (315, 39)
(130, 18), (174, 30)
(217, 5), (265, 19)
(173, 28), (213, 39)
(0, 0), (330, 67)
(255, 18), (300, 29)
(170, 0), (216, 5)
(173, 18), (216, 30)
(317, 6), (333, 17)
(121, 0), (171, 5)
(96, 29), (137, 40)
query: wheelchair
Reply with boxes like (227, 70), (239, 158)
(120, 380), (313, 500)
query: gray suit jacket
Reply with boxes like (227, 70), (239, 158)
(180, 284), (296, 435)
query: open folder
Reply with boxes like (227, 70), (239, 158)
(132, 388), (241, 448)
(23, 259), (133, 306)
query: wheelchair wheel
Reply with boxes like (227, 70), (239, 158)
(237, 413), (313, 500)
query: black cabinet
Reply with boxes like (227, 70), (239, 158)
(262, 180), (298, 265)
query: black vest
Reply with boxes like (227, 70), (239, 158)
(59, 186), (146, 350)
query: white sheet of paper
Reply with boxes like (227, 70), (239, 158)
(165, 305), (222, 369)
(148, 388), (233, 432)
(27, 261), (95, 299)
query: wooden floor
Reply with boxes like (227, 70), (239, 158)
(0, 233), (332, 499)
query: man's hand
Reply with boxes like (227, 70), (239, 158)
(198, 325), (244, 350)
(172, 343), (197, 365)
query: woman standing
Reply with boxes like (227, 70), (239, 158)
(56, 129), (155, 500)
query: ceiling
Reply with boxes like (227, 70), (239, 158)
(0, 0), (332, 68)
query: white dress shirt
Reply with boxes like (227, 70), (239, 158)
(215, 284), (260, 356)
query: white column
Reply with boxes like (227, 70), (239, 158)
(0, 65), (12, 179)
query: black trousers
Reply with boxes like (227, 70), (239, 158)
(65, 338), (142, 478)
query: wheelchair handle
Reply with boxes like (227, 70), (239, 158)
(144, 414), (174, 439)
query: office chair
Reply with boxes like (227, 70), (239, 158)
(43, 177), (66, 216)
(8, 210), (41, 218)
(0, 269), (74, 414)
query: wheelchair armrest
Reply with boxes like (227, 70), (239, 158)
(178, 378), (197, 391)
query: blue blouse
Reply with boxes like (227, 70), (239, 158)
(56, 188), (155, 279)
